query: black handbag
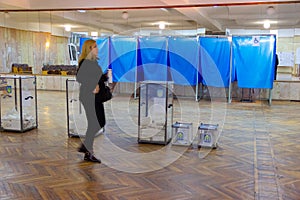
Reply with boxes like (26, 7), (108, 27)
(97, 85), (112, 103)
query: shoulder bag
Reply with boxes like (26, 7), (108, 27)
(97, 85), (112, 103)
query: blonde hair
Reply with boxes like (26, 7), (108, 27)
(78, 39), (97, 65)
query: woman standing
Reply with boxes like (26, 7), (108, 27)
(76, 39), (105, 163)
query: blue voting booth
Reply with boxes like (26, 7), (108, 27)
(79, 34), (276, 104)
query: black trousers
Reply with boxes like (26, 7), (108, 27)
(95, 99), (106, 128)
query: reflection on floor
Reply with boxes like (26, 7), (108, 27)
(0, 90), (299, 199)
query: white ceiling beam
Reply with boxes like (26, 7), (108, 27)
(59, 11), (135, 34)
(173, 7), (224, 31)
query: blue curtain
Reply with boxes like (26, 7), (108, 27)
(232, 35), (276, 89)
(96, 37), (109, 73)
(138, 36), (168, 81)
(199, 37), (231, 87)
(110, 37), (137, 82)
(79, 37), (109, 73)
(168, 37), (199, 86)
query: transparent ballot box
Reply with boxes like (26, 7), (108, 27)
(198, 123), (219, 148)
(138, 81), (173, 145)
(66, 79), (86, 137)
(66, 79), (103, 138)
(0, 75), (37, 132)
(172, 122), (193, 146)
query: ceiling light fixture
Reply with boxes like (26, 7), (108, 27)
(91, 31), (98, 37)
(4, 12), (10, 18)
(160, 8), (169, 12)
(77, 10), (86, 13)
(64, 25), (71, 32)
(266, 6), (275, 15)
(159, 22), (166, 29)
(263, 21), (270, 29)
(122, 11), (129, 20)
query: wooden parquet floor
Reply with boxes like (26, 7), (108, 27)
(1, 91), (300, 200)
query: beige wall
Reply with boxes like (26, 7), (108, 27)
(0, 27), (69, 74)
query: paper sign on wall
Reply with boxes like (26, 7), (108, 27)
(278, 52), (294, 66)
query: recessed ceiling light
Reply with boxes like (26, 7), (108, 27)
(65, 25), (71, 32)
(160, 8), (169, 12)
(264, 21), (270, 29)
(159, 22), (166, 29)
(91, 31), (98, 37)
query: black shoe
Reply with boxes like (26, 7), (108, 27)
(78, 144), (88, 153)
(84, 152), (101, 163)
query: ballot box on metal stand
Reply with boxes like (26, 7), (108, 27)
(138, 81), (173, 145)
(0, 75), (37, 132)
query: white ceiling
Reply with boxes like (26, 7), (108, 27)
(0, 0), (299, 35)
